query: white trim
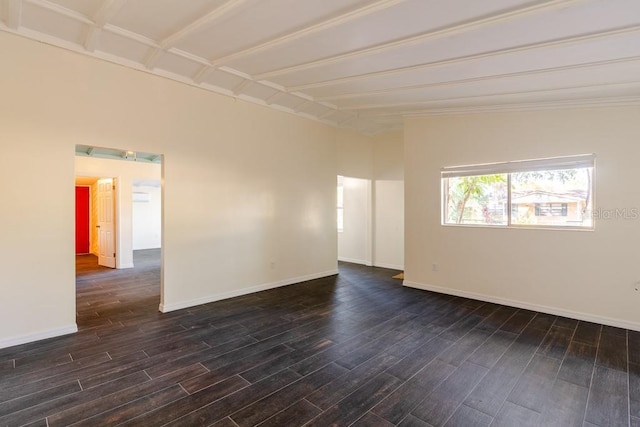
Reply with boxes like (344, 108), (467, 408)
(403, 280), (640, 332)
(374, 262), (404, 271)
(159, 269), (339, 313)
(441, 153), (595, 177)
(338, 257), (372, 266)
(0, 324), (78, 350)
(117, 263), (134, 269)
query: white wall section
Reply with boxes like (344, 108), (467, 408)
(404, 107), (640, 330)
(0, 31), (339, 347)
(132, 183), (162, 250)
(373, 132), (404, 270)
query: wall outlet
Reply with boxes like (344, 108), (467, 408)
(270, 261), (276, 269)
(634, 281), (640, 292)
(432, 263), (437, 272)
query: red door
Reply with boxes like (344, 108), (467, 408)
(75, 186), (90, 254)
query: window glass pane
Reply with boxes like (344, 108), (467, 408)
(444, 174), (508, 225)
(510, 168), (592, 227)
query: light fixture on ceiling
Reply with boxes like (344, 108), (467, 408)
(124, 151), (137, 161)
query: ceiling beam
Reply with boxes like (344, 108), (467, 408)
(4, 0), (22, 29)
(263, 91), (283, 105)
(103, 23), (159, 47)
(345, 80), (640, 112)
(232, 79), (252, 96)
(207, 0), (407, 66)
(254, 0), (585, 80)
(317, 55), (640, 102)
(192, 65), (211, 84)
(293, 100), (310, 113)
(318, 108), (338, 119)
(143, 0), (248, 69)
(83, 0), (127, 52)
(368, 95), (640, 118)
(289, 24), (640, 92)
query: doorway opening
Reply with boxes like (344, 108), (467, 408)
(74, 145), (163, 326)
(337, 175), (373, 266)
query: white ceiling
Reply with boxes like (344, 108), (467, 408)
(2, 0), (640, 134)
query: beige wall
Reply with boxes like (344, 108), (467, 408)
(373, 132), (404, 270)
(0, 31), (339, 348)
(405, 107), (640, 329)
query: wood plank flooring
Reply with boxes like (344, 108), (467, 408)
(0, 249), (637, 426)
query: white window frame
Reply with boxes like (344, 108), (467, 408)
(441, 154), (595, 230)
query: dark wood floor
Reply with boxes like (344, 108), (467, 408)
(0, 250), (638, 426)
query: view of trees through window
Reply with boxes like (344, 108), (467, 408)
(443, 165), (593, 228)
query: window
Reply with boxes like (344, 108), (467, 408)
(337, 176), (344, 232)
(442, 154), (594, 229)
(535, 203), (567, 217)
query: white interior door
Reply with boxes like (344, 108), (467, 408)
(97, 178), (116, 268)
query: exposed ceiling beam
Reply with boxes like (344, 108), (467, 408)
(83, 0), (126, 52)
(103, 23), (159, 47)
(346, 80), (640, 112)
(192, 65), (211, 84)
(144, 0), (248, 69)
(263, 91), (283, 105)
(208, 0), (407, 66)
(293, 100), (310, 113)
(371, 95), (640, 118)
(254, 0), (585, 80)
(4, 0), (22, 30)
(318, 108), (338, 119)
(317, 56), (640, 102)
(232, 79), (252, 96)
(289, 24), (640, 92)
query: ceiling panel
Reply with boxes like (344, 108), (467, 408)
(298, 102), (334, 117)
(46, 0), (103, 19)
(110, 0), (224, 41)
(4, 0), (640, 134)
(333, 62), (640, 109)
(155, 51), (203, 78)
(22, 1), (87, 45)
(173, 0), (372, 60)
(225, 0), (535, 74)
(360, 83), (640, 116)
(270, 92), (313, 110)
(267, 0), (640, 88)
(201, 68), (246, 91)
(97, 29), (154, 63)
(303, 30), (640, 99)
(239, 81), (279, 100)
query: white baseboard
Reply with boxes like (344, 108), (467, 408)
(338, 257), (372, 266)
(160, 269), (339, 313)
(117, 263), (134, 269)
(0, 324), (78, 350)
(404, 280), (640, 332)
(373, 262), (404, 271)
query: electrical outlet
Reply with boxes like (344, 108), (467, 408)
(634, 281), (640, 292)
(432, 263), (437, 272)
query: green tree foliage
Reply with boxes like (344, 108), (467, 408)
(448, 174), (506, 224)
